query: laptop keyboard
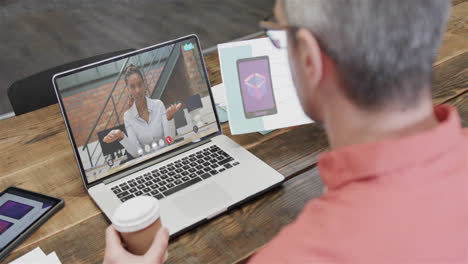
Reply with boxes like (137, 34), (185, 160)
(110, 145), (240, 202)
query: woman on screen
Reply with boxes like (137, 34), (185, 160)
(103, 64), (181, 157)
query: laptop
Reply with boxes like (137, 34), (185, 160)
(52, 34), (285, 237)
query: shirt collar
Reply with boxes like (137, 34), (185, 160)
(318, 104), (464, 189)
(130, 96), (153, 119)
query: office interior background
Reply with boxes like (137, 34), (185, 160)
(0, 0), (275, 117)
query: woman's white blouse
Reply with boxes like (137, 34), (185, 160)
(119, 97), (175, 157)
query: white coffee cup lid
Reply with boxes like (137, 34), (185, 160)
(113, 196), (160, 233)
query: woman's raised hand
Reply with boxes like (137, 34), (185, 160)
(103, 129), (125, 143)
(166, 103), (182, 121)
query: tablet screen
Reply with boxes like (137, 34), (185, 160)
(0, 188), (60, 251)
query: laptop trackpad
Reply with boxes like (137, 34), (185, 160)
(174, 182), (231, 219)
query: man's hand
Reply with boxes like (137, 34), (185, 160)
(103, 225), (169, 264)
(103, 130), (125, 143)
(166, 103), (182, 121)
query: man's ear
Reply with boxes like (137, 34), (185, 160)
(295, 28), (324, 89)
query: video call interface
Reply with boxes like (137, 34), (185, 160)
(0, 189), (58, 251)
(55, 37), (219, 183)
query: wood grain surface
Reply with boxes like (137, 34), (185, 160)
(432, 51), (468, 105)
(436, 1), (468, 65)
(450, 93), (468, 127)
(1, 1), (467, 263)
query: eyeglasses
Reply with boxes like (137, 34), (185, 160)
(259, 20), (297, 49)
(259, 19), (337, 61)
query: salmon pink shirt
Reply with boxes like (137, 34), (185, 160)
(249, 105), (468, 264)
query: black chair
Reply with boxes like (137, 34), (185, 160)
(7, 48), (135, 116)
(97, 124), (128, 166)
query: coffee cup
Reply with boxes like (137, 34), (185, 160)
(112, 196), (167, 258)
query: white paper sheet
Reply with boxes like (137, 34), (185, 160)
(217, 33), (313, 134)
(211, 83), (227, 107)
(44, 251), (61, 264)
(9, 247), (46, 264)
(9, 247), (61, 264)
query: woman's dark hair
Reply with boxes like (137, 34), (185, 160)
(123, 64), (147, 111)
(123, 64), (145, 86)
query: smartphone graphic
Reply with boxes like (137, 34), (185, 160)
(236, 56), (277, 119)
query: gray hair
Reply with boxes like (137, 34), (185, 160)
(284, 0), (451, 110)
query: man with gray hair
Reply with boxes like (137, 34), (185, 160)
(247, 0), (467, 263)
(103, 0), (467, 263)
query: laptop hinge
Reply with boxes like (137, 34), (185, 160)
(103, 139), (212, 185)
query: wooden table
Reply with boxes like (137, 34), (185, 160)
(1, 2), (467, 263)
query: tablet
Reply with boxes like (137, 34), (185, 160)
(0, 186), (64, 262)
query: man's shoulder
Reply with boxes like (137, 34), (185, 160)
(463, 128), (468, 151)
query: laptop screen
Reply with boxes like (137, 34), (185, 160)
(54, 36), (220, 184)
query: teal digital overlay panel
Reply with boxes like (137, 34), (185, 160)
(219, 45), (265, 134)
